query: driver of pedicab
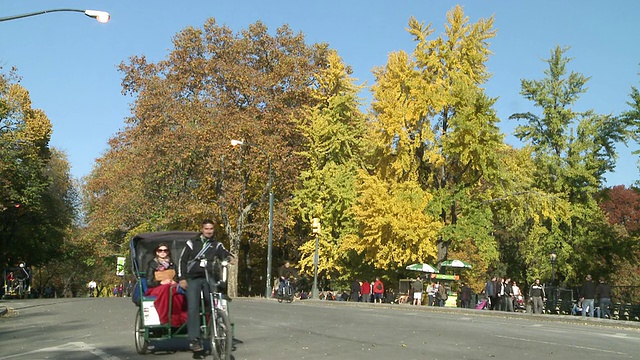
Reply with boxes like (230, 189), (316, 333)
(278, 261), (298, 293)
(178, 219), (236, 353)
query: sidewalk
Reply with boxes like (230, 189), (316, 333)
(299, 298), (640, 331)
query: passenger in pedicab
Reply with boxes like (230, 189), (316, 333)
(145, 243), (188, 326)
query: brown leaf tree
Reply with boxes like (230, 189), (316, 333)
(84, 19), (327, 296)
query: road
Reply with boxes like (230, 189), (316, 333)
(1, 297), (639, 359)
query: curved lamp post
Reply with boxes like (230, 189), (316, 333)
(549, 250), (557, 286)
(0, 9), (110, 23)
(549, 250), (557, 308)
(231, 139), (274, 298)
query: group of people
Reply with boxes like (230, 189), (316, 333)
(576, 274), (612, 318)
(407, 276), (451, 306)
(142, 219), (236, 353)
(349, 278), (386, 303)
(483, 274), (614, 317)
(483, 277), (526, 312)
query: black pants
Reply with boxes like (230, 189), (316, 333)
(186, 277), (210, 341)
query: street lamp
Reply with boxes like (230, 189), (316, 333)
(0, 9), (110, 23)
(231, 139), (274, 298)
(549, 250), (557, 286)
(311, 218), (321, 300)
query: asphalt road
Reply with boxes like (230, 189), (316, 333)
(1, 297), (639, 359)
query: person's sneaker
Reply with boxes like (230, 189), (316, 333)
(189, 338), (203, 352)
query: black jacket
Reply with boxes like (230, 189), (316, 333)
(278, 265), (298, 280)
(581, 280), (596, 299)
(178, 234), (231, 280)
(146, 259), (176, 288)
(595, 282), (612, 299)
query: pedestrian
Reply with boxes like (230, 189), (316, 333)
(595, 277), (612, 319)
(484, 277), (496, 310)
(372, 277), (384, 303)
(87, 280), (97, 297)
(580, 274), (596, 317)
(350, 279), (361, 302)
(437, 282), (448, 306)
(512, 280), (523, 311)
(411, 276), (423, 305)
(503, 277), (514, 312)
(426, 282), (436, 306)
(361, 279), (371, 303)
(178, 219), (236, 353)
(459, 282), (472, 308)
(496, 277), (506, 310)
(529, 278), (546, 314)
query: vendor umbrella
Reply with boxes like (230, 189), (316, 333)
(405, 263), (439, 273)
(439, 259), (472, 269)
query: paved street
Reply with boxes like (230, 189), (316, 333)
(1, 297), (639, 359)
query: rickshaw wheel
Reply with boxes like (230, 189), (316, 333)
(207, 310), (231, 360)
(134, 311), (149, 354)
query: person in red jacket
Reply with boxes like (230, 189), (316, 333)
(361, 280), (371, 303)
(372, 277), (384, 303)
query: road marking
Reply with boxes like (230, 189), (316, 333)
(602, 333), (637, 340)
(0, 342), (120, 360)
(495, 335), (628, 356)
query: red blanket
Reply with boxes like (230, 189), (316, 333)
(145, 284), (187, 326)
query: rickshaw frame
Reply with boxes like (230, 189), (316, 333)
(130, 231), (195, 354)
(130, 231), (232, 358)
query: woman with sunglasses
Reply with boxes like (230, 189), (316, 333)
(144, 243), (187, 326)
(146, 244), (177, 288)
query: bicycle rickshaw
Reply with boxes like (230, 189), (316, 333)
(2, 263), (30, 299)
(131, 231), (232, 359)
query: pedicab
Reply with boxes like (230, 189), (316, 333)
(131, 231), (232, 359)
(2, 263), (31, 299)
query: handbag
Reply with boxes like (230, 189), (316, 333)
(154, 269), (176, 282)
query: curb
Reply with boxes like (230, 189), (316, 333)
(269, 298), (640, 331)
(0, 306), (7, 317)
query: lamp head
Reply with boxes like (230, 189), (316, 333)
(549, 250), (557, 263)
(84, 10), (110, 23)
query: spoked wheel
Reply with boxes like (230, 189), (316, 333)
(207, 310), (232, 360)
(134, 311), (149, 354)
(277, 293), (283, 303)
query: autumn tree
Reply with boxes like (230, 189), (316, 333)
(0, 68), (75, 269)
(597, 185), (640, 301)
(510, 46), (631, 284)
(348, 6), (505, 285)
(84, 19), (326, 296)
(289, 50), (367, 284)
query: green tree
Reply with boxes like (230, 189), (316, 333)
(620, 75), (640, 184)
(0, 68), (75, 269)
(510, 46), (630, 284)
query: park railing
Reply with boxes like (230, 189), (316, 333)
(543, 285), (640, 321)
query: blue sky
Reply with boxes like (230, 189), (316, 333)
(3, 1), (639, 186)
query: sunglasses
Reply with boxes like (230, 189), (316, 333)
(157, 248), (169, 252)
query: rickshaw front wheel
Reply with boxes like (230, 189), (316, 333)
(134, 311), (149, 354)
(207, 310), (231, 360)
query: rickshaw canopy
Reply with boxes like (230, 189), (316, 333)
(130, 231), (199, 275)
